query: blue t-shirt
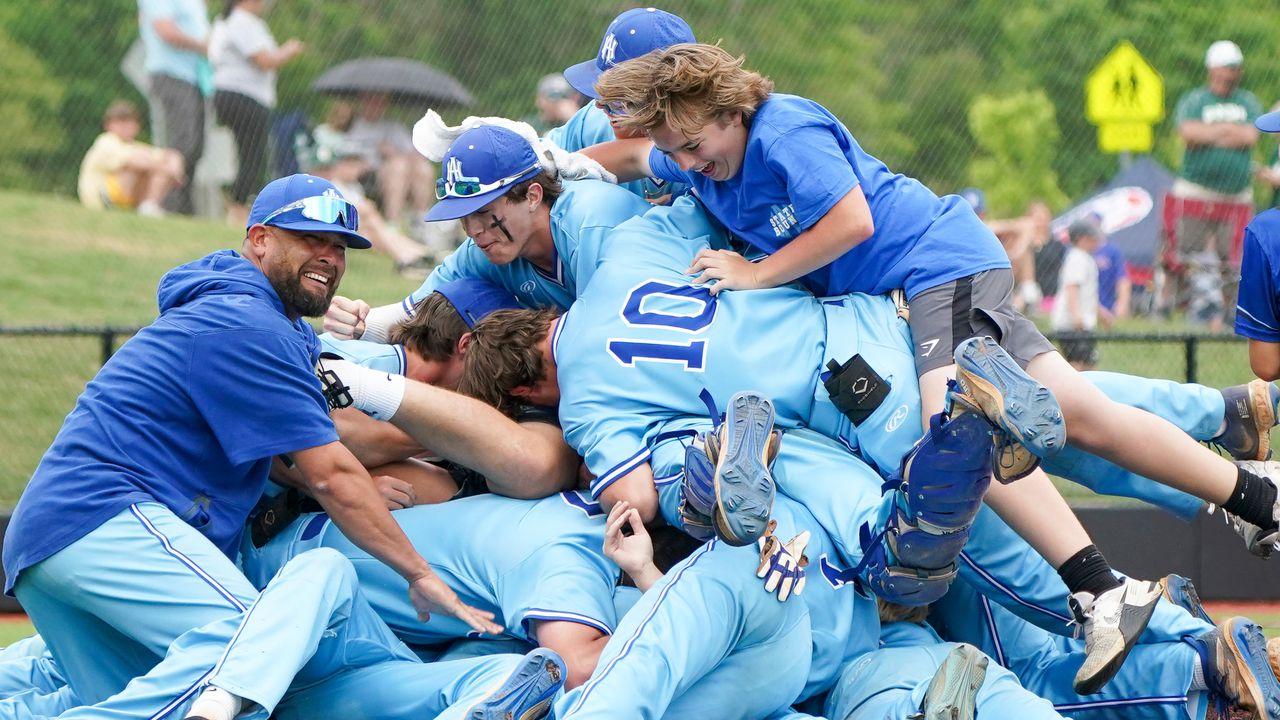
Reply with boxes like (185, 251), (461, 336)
(404, 180), (650, 312)
(4, 250), (337, 592)
(1236, 209), (1280, 342)
(648, 94), (1009, 298)
(1093, 241), (1126, 312)
(549, 103), (689, 204)
(320, 335), (406, 375)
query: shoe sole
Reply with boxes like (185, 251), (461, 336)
(955, 337), (1065, 459)
(712, 392), (778, 547)
(1249, 379), (1276, 461)
(1073, 579), (1164, 695)
(1161, 573), (1213, 625)
(919, 643), (988, 720)
(468, 649), (566, 720)
(1222, 617), (1280, 719)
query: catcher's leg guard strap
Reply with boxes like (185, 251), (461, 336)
(858, 532), (958, 607)
(894, 409), (993, 533)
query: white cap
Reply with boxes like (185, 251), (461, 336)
(1205, 40), (1244, 69)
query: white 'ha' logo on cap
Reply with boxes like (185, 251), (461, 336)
(600, 33), (619, 65)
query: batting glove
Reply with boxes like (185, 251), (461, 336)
(756, 520), (811, 602)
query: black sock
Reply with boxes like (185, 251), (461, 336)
(1057, 544), (1123, 597)
(1222, 467), (1279, 530)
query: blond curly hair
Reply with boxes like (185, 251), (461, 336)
(594, 43), (773, 136)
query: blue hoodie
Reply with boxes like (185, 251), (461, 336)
(4, 250), (337, 592)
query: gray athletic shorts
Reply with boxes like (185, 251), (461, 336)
(906, 268), (1055, 376)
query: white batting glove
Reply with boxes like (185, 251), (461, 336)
(756, 521), (810, 602)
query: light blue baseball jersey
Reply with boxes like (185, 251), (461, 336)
(246, 492), (620, 648)
(1236, 208), (1280, 342)
(549, 103), (689, 204)
(319, 335), (406, 375)
(403, 180), (650, 312)
(648, 93), (1009, 298)
(553, 196), (921, 498)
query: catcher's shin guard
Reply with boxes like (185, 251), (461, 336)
(857, 408), (995, 606)
(894, 406), (993, 534)
(679, 434), (718, 542)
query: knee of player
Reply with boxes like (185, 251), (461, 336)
(283, 547), (357, 586)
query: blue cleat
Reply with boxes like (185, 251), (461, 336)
(1189, 617), (1280, 720)
(953, 336), (1065, 459)
(913, 643), (988, 720)
(467, 648), (566, 720)
(708, 391), (782, 547)
(1215, 379), (1280, 461)
(1161, 573), (1213, 625)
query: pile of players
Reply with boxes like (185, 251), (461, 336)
(6, 8), (1280, 720)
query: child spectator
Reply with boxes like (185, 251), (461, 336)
(77, 100), (185, 217)
(1052, 219), (1104, 369)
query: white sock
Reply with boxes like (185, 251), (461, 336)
(1189, 655), (1208, 691)
(186, 685), (243, 720)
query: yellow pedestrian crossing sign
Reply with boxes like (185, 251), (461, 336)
(1086, 41), (1164, 152)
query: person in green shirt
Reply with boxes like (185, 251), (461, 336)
(1165, 40), (1261, 322)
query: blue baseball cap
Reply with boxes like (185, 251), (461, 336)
(1257, 111), (1280, 133)
(563, 8), (695, 99)
(435, 278), (522, 328)
(425, 126), (543, 222)
(247, 174), (371, 249)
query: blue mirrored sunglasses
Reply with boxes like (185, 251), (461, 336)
(598, 100), (630, 117)
(435, 162), (541, 201)
(260, 195), (359, 231)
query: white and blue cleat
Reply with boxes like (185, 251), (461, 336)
(953, 336), (1065, 460)
(911, 643), (988, 720)
(708, 391), (782, 547)
(467, 648), (566, 720)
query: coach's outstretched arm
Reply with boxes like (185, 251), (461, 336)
(290, 440), (502, 635)
(324, 360), (579, 498)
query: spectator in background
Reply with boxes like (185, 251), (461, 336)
(78, 100), (186, 217)
(78, 98), (186, 215)
(300, 133), (434, 278)
(210, 0), (304, 226)
(138, 0), (210, 216)
(1165, 40), (1261, 318)
(346, 91), (435, 232)
(966, 190), (1048, 314)
(1052, 219), (1104, 370)
(529, 73), (582, 135)
(1091, 214), (1131, 324)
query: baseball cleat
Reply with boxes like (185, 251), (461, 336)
(1215, 380), (1280, 461)
(1190, 617), (1280, 720)
(953, 336), (1065, 459)
(708, 391), (782, 547)
(912, 643), (988, 720)
(1070, 577), (1165, 694)
(946, 383), (1038, 484)
(1161, 573), (1214, 625)
(467, 648), (566, 720)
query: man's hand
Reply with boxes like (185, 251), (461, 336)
(686, 249), (766, 295)
(324, 296), (370, 340)
(756, 520), (810, 602)
(603, 501), (654, 577)
(372, 474), (417, 510)
(409, 572), (502, 634)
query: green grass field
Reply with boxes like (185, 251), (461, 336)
(0, 189), (1268, 509)
(0, 190), (421, 507)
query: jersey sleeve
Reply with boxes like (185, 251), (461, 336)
(500, 545), (619, 641)
(1235, 224), (1280, 342)
(226, 13), (274, 58)
(647, 146), (687, 184)
(188, 329), (338, 466)
(406, 240), (498, 306)
(763, 125), (861, 232)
